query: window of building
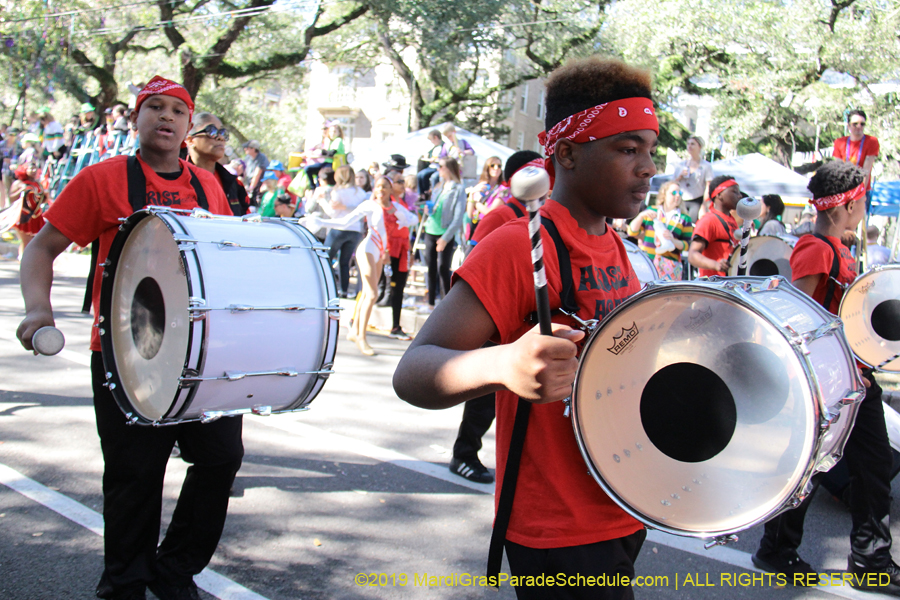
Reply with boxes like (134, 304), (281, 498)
(536, 90), (545, 120)
(516, 131), (525, 151)
(520, 83), (528, 112)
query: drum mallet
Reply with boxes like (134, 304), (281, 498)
(32, 326), (65, 356)
(510, 164), (553, 336)
(736, 196), (762, 276)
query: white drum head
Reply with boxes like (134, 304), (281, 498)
(840, 265), (900, 371)
(109, 216), (191, 421)
(572, 284), (816, 537)
(728, 236), (793, 278)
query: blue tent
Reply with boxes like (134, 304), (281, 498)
(871, 181), (900, 217)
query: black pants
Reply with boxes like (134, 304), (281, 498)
(758, 373), (893, 568)
(92, 353), (244, 598)
(389, 256), (409, 330)
(304, 161), (328, 188)
(326, 229), (362, 295)
(682, 197), (703, 223)
(505, 529), (646, 600)
(452, 393), (495, 461)
(423, 232), (455, 306)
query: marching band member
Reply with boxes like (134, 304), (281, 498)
(752, 160), (900, 595)
(17, 77), (242, 600)
(394, 57), (657, 599)
(687, 175), (741, 277)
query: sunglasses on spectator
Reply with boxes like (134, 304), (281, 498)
(849, 120), (866, 127)
(188, 124), (229, 141)
(670, 190), (683, 196)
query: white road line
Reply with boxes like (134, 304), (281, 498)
(1, 341), (875, 599)
(0, 463), (272, 600)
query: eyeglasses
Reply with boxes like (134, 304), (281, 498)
(188, 124), (229, 141)
(670, 190), (683, 196)
(489, 164), (502, 169)
(849, 121), (866, 127)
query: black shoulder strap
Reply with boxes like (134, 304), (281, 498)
(540, 217), (579, 314)
(711, 212), (735, 245)
(813, 233), (841, 311)
(83, 157), (209, 313)
(508, 201), (525, 219)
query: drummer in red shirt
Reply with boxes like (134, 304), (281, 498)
(687, 175), (741, 276)
(395, 57), (656, 598)
(16, 77), (242, 600)
(752, 159), (900, 594)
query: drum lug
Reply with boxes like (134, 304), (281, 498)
(270, 244), (291, 251)
(188, 297), (208, 321)
(562, 396), (571, 418)
(241, 213), (263, 223)
(328, 299), (343, 320)
(123, 413), (139, 426)
(99, 259), (111, 268)
(180, 369), (200, 387)
(118, 217), (128, 223)
(251, 405), (272, 416)
(703, 534), (738, 549)
(217, 240), (240, 249)
(178, 242), (197, 251)
(319, 362), (335, 379)
(315, 248), (331, 259)
(200, 411), (224, 423)
(191, 207), (214, 219)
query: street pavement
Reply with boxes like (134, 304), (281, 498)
(1, 252), (899, 599)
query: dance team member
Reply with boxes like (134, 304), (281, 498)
(687, 174), (741, 276)
(395, 57), (657, 599)
(308, 176), (417, 355)
(752, 160), (900, 594)
(448, 149), (545, 485)
(17, 76), (243, 600)
(9, 161), (46, 259)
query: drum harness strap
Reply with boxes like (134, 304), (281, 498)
(813, 233), (842, 311)
(508, 202), (525, 219)
(81, 156), (209, 313)
(487, 216), (579, 583)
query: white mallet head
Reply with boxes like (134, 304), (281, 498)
(736, 196), (762, 222)
(510, 166), (551, 202)
(32, 326), (65, 356)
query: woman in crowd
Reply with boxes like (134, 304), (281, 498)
(385, 175), (419, 340)
(308, 176), (417, 355)
(673, 135), (713, 222)
(9, 161), (46, 259)
(185, 112), (249, 216)
(323, 165), (368, 298)
(627, 180), (693, 281)
(758, 194), (787, 236)
(304, 123), (345, 189)
(420, 157), (466, 313)
(465, 156), (505, 244)
(356, 169), (373, 193)
(304, 166), (335, 241)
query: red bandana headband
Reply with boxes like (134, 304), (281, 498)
(710, 179), (737, 200)
(537, 98), (659, 183)
(135, 76), (195, 121)
(511, 158), (547, 181)
(809, 181), (866, 211)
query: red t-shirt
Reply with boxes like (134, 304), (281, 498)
(833, 135), (879, 189)
(790, 234), (857, 314)
(471, 197), (528, 244)
(453, 199), (644, 549)
(692, 207), (737, 277)
(384, 203), (411, 272)
(45, 154), (231, 351)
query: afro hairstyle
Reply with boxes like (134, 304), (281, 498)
(544, 57), (653, 132)
(807, 160), (865, 199)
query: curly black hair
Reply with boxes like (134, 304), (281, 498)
(503, 150), (543, 183)
(709, 174), (737, 198)
(807, 160), (865, 199)
(544, 57), (652, 132)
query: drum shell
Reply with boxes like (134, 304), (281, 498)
(99, 209), (338, 425)
(727, 235), (795, 278)
(839, 264), (900, 372)
(570, 276), (863, 539)
(623, 239), (659, 285)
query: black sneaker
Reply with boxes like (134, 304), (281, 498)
(752, 550), (817, 586)
(389, 327), (412, 341)
(148, 580), (201, 600)
(848, 555), (900, 596)
(449, 456), (494, 484)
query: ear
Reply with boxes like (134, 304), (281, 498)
(129, 110), (139, 126)
(554, 139), (577, 171)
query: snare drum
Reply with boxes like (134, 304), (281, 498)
(571, 276), (863, 540)
(99, 208), (339, 425)
(728, 235), (795, 278)
(623, 239), (659, 285)
(839, 265), (900, 372)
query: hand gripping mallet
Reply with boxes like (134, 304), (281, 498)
(736, 197), (762, 276)
(32, 326), (65, 356)
(509, 166), (553, 335)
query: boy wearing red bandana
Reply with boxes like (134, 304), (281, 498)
(832, 109), (878, 192)
(394, 57), (657, 599)
(751, 160), (900, 595)
(17, 77), (241, 600)
(688, 175), (741, 276)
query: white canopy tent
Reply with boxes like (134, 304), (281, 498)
(711, 153), (812, 203)
(350, 122), (516, 178)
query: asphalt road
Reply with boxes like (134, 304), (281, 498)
(1, 251), (899, 600)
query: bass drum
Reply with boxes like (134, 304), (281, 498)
(623, 239), (659, 285)
(728, 235), (796, 278)
(571, 276), (864, 539)
(839, 264), (900, 372)
(99, 208), (339, 425)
